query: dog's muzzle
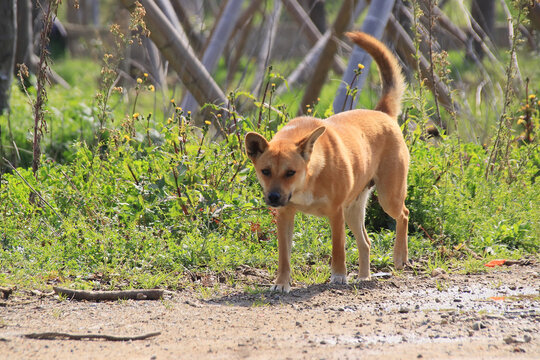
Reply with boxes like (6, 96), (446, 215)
(265, 191), (291, 207)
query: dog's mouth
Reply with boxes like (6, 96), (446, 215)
(265, 192), (292, 208)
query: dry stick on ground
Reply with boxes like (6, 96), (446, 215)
(24, 331), (161, 341)
(53, 287), (164, 301)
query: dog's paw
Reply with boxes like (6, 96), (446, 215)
(270, 283), (291, 293)
(393, 257), (409, 270)
(330, 274), (348, 284)
(356, 274), (371, 281)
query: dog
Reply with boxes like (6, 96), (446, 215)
(245, 32), (409, 293)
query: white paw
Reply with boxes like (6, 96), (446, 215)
(270, 283), (291, 293)
(330, 274), (348, 284)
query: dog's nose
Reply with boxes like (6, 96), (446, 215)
(267, 192), (281, 205)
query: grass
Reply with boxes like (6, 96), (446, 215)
(1, 7), (539, 291)
(1, 81), (537, 291)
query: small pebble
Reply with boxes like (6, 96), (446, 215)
(472, 321), (486, 331)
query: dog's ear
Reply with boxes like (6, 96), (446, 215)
(245, 132), (269, 161)
(297, 126), (325, 161)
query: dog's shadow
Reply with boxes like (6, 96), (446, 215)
(205, 280), (381, 308)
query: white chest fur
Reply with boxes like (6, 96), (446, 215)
(290, 191), (328, 208)
(290, 191), (314, 207)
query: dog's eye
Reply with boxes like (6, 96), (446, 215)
(261, 169), (271, 176)
(285, 170), (296, 178)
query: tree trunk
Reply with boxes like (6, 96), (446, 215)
(300, 0), (357, 114)
(386, 13), (458, 115)
(181, 0), (245, 113)
(121, 0), (227, 111)
(15, 0), (33, 80)
(276, 30), (332, 95)
(0, 0), (17, 114)
(282, 0), (344, 74)
(225, 0), (262, 88)
(170, 0), (205, 54)
(251, 0), (283, 98)
(471, 0), (495, 58)
(332, 0), (395, 114)
(305, 0), (326, 33)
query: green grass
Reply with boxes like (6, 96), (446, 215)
(1, 23), (539, 291)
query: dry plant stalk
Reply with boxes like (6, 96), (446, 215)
(31, 0), (59, 181)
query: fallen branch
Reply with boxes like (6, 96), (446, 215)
(53, 287), (163, 301)
(24, 331), (161, 341)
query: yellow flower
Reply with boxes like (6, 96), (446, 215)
(167, 117), (173, 124)
(306, 104), (310, 108)
(529, 94), (536, 99)
(136, 78), (143, 84)
(133, 113), (140, 119)
(124, 135), (130, 141)
(357, 63), (365, 69)
(307, 108), (312, 114)
(170, 99), (175, 104)
(148, 85), (155, 92)
(204, 120), (211, 125)
(187, 111), (191, 115)
(175, 107), (182, 111)
(144, 73), (149, 78)
(217, 114), (222, 118)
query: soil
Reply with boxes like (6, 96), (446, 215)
(1, 264), (539, 360)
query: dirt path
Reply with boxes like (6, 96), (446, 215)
(1, 264), (539, 359)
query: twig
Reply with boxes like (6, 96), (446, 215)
(53, 287), (163, 301)
(417, 224), (435, 243)
(2, 157), (63, 221)
(23, 331), (161, 341)
(126, 163), (140, 186)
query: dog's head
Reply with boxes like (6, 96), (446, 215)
(245, 126), (325, 207)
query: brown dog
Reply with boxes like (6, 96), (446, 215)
(245, 32), (409, 292)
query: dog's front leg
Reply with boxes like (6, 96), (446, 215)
(329, 208), (347, 284)
(271, 207), (296, 293)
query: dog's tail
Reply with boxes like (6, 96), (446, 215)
(346, 32), (405, 119)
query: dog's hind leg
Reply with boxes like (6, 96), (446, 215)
(345, 187), (374, 280)
(375, 175), (409, 270)
(329, 208), (348, 284)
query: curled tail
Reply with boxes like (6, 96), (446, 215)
(346, 32), (405, 119)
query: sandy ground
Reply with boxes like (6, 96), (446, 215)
(1, 264), (539, 360)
